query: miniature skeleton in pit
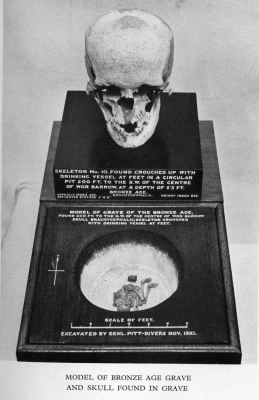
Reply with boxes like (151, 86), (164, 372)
(85, 9), (174, 148)
(113, 277), (158, 311)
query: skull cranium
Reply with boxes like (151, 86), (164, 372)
(85, 10), (174, 148)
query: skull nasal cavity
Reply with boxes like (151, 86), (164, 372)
(117, 97), (134, 110)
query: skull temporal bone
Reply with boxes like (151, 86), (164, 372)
(85, 10), (174, 148)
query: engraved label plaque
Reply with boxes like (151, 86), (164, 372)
(53, 92), (203, 200)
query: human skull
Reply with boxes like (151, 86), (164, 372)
(85, 10), (174, 148)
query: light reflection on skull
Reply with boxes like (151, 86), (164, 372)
(85, 10), (174, 148)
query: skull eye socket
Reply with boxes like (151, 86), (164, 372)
(138, 85), (160, 97)
(137, 85), (160, 112)
(92, 85), (121, 101)
(101, 85), (121, 97)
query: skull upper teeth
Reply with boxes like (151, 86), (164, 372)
(111, 117), (125, 133)
(109, 113), (149, 138)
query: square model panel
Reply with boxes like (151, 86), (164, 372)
(17, 203), (241, 363)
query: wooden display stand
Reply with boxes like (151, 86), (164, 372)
(17, 94), (241, 363)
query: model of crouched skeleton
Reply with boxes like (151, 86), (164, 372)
(113, 278), (158, 311)
(85, 10), (174, 148)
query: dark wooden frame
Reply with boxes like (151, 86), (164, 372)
(17, 201), (241, 363)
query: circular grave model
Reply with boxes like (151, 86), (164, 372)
(76, 230), (182, 312)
